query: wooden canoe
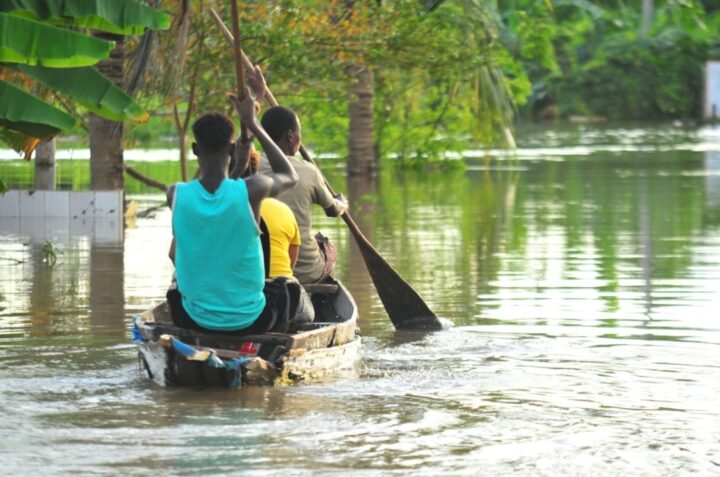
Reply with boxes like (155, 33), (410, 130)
(132, 278), (360, 388)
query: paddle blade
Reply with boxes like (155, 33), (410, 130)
(344, 214), (444, 331)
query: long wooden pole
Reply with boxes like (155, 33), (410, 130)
(210, 8), (330, 177)
(210, 8), (279, 105)
(209, 8), (444, 331)
(228, 0), (247, 140)
(229, 1), (245, 98)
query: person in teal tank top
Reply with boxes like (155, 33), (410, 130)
(166, 68), (299, 334)
(172, 179), (265, 330)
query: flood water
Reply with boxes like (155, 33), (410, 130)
(2, 123), (720, 476)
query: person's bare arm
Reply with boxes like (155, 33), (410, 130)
(229, 92), (298, 219)
(168, 238), (176, 264)
(166, 184), (176, 210)
(324, 194), (348, 217)
(230, 95), (259, 179)
(166, 184), (177, 264)
(289, 244), (299, 268)
(248, 64), (266, 104)
(229, 139), (253, 179)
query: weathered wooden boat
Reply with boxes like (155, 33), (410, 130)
(132, 278), (360, 388)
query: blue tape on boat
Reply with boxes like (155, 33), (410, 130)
(230, 369), (242, 388)
(170, 338), (234, 368)
(131, 317), (145, 343)
(169, 337), (254, 385)
(207, 351), (225, 368)
(171, 337), (201, 358)
(225, 357), (253, 370)
(225, 359), (251, 388)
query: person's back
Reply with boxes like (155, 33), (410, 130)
(259, 197), (301, 279)
(173, 178), (264, 329)
(257, 106), (347, 285)
(259, 155), (334, 283)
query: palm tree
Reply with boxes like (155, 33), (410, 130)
(348, 64), (377, 176)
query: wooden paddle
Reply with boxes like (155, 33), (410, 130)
(228, 0), (247, 140)
(211, 8), (444, 331)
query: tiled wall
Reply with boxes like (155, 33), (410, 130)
(0, 190), (123, 243)
(0, 190), (122, 218)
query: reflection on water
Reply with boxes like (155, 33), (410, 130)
(1, 124), (720, 475)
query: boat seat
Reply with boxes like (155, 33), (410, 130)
(304, 283), (339, 294)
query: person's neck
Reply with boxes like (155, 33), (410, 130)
(198, 156), (228, 194)
(278, 140), (294, 157)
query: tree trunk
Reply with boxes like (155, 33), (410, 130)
(34, 138), (56, 190)
(90, 33), (125, 191)
(641, 0), (653, 37)
(347, 65), (377, 176)
(174, 103), (189, 182)
(179, 132), (188, 182)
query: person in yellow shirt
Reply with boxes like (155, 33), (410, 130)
(259, 197), (301, 279)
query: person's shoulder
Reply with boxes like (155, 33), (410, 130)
(263, 197), (294, 215)
(167, 180), (194, 208)
(293, 159), (323, 184)
(263, 198), (297, 224)
(295, 156), (318, 171)
(244, 174), (272, 200)
(227, 177), (247, 189)
(257, 153), (272, 173)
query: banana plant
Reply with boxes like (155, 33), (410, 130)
(0, 0), (169, 159)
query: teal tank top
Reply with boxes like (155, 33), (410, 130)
(172, 179), (266, 330)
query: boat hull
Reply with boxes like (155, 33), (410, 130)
(133, 279), (360, 388)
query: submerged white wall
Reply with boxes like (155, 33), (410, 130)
(706, 61), (720, 120)
(0, 190), (123, 243)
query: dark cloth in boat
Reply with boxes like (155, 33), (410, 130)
(314, 232), (336, 284)
(167, 277), (313, 335)
(168, 285), (277, 335)
(283, 278), (315, 332)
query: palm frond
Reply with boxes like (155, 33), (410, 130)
(18, 64), (149, 122)
(0, 12), (114, 67)
(0, 0), (170, 35)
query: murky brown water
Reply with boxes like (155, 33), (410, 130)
(2, 124), (720, 475)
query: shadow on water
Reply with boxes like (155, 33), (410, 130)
(344, 173), (380, 331)
(22, 239), (125, 341)
(89, 244), (125, 339)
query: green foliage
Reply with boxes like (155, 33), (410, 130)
(0, 177), (7, 195)
(507, 0), (720, 120)
(0, 12), (114, 67)
(0, 79), (76, 136)
(556, 32), (708, 119)
(148, 0), (525, 168)
(1, 0), (171, 35)
(0, 158), (196, 193)
(17, 65), (150, 122)
(0, 2), (169, 158)
(42, 240), (57, 266)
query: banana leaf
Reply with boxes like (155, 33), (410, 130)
(0, 0), (170, 35)
(0, 125), (40, 160)
(0, 79), (75, 138)
(0, 12), (113, 67)
(18, 65), (150, 123)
